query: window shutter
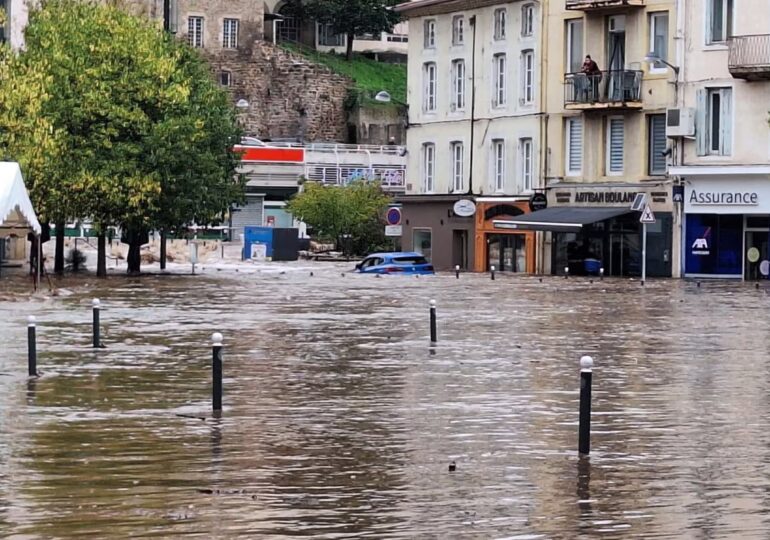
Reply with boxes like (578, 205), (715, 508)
(695, 89), (708, 156)
(649, 114), (667, 174)
(608, 118), (625, 173)
(568, 119), (583, 173)
(720, 88), (732, 156)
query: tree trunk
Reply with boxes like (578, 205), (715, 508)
(346, 32), (354, 61)
(127, 239), (142, 275)
(97, 232), (107, 278)
(160, 231), (167, 270)
(54, 221), (65, 275)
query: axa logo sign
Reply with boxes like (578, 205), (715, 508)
(692, 227), (711, 256)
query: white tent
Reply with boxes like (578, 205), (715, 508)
(0, 161), (41, 234)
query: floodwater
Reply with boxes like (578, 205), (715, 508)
(1, 267), (770, 538)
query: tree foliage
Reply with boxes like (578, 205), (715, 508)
(304, 0), (401, 60)
(0, 0), (244, 274)
(287, 181), (390, 253)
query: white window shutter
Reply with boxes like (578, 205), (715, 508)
(568, 119), (583, 173)
(695, 89), (708, 156)
(608, 118), (625, 173)
(720, 88), (732, 156)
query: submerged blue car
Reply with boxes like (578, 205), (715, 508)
(355, 252), (435, 275)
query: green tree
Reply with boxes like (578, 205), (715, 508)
(0, 0), (243, 275)
(287, 180), (390, 255)
(304, 0), (401, 60)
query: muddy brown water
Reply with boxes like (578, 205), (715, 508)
(1, 267), (770, 538)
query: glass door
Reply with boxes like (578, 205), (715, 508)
(744, 230), (769, 280)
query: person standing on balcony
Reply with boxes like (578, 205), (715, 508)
(580, 55), (602, 102)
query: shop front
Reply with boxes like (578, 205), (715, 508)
(682, 175), (770, 279)
(491, 183), (673, 277)
(473, 198), (536, 273)
(397, 195), (476, 271)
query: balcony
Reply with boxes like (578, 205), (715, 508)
(564, 70), (643, 111)
(565, 0), (644, 11)
(729, 35), (770, 81)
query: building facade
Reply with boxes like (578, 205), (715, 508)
(396, 0), (544, 273)
(518, 0), (677, 278)
(670, 0), (770, 280)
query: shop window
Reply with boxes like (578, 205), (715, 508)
(685, 214), (742, 275)
(413, 229), (432, 261)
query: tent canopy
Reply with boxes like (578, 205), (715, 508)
(492, 207), (633, 233)
(0, 162), (41, 235)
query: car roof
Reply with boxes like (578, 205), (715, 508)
(365, 252), (425, 258)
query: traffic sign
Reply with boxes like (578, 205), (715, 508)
(385, 225), (402, 237)
(640, 205), (656, 224)
(386, 207), (402, 226)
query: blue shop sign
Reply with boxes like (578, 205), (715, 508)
(685, 214), (742, 275)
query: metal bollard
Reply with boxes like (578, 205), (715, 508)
(212, 332), (223, 414)
(490, 265), (496, 281)
(92, 298), (101, 348)
(578, 355), (594, 456)
(599, 268), (604, 281)
(27, 316), (37, 377)
(455, 265), (460, 279)
(564, 266), (570, 279)
(429, 300), (437, 346)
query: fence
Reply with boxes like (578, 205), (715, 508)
(564, 70), (643, 106)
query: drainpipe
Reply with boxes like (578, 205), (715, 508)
(672, 0), (686, 278)
(467, 15), (477, 196)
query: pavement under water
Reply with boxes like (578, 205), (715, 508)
(0, 267), (769, 538)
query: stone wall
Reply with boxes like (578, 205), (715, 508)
(350, 103), (407, 145)
(208, 42), (352, 143)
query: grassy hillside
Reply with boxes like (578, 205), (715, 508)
(280, 43), (406, 105)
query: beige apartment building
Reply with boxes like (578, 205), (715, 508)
(395, 0), (545, 273)
(670, 0), (770, 279)
(511, 0), (678, 278)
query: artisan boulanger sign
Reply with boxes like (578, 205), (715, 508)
(556, 191), (639, 204)
(689, 190), (759, 205)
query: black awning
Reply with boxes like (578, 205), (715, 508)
(492, 207), (634, 233)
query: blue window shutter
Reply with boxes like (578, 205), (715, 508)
(695, 89), (707, 156)
(720, 88), (732, 156)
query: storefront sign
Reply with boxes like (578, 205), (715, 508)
(573, 191), (638, 204)
(672, 184), (685, 203)
(689, 190), (758, 206)
(453, 199), (477, 217)
(529, 193), (548, 212)
(685, 179), (770, 214)
(748, 247), (761, 263)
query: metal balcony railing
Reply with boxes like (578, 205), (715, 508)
(305, 164), (406, 191)
(728, 35), (770, 80)
(565, 0), (644, 10)
(564, 70), (643, 108)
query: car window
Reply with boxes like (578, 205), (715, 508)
(393, 256), (428, 265)
(361, 257), (383, 268)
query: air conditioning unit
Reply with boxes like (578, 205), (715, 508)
(666, 108), (695, 138)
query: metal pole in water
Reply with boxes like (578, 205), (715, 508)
(27, 316), (37, 377)
(490, 265), (496, 281)
(599, 267), (604, 281)
(641, 222), (647, 286)
(455, 265), (460, 279)
(429, 300), (437, 346)
(578, 355), (594, 456)
(565, 266), (570, 279)
(212, 332), (223, 414)
(92, 298), (101, 348)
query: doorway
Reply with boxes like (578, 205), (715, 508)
(487, 234), (525, 272)
(744, 227), (770, 280)
(606, 15), (626, 101)
(452, 230), (468, 270)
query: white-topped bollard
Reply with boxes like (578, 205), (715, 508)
(212, 332), (224, 415)
(455, 265), (460, 279)
(429, 300), (437, 346)
(579, 355), (594, 456)
(92, 298), (101, 348)
(490, 265), (496, 281)
(599, 268), (605, 281)
(564, 266), (570, 279)
(27, 316), (37, 377)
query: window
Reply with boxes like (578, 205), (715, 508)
(424, 19), (436, 48)
(566, 117), (583, 175)
(494, 8), (507, 40)
(220, 71), (232, 87)
(451, 142), (464, 192)
(707, 0), (733, 44)
(223, 18), (239, 49)
(648, 114), (667, 175)
(649, 13), (668, 71)
(492, 140), (506, 192)
(521, 50), (535, 105)
(493, 54), (507, 107)
(566, 19), (584, 73)
(451, 59), (465, 110)
(318, 23), (344, 46)
(423, 143), (435, 193)
(697, 87), (732, 156)
(188, 16), (204, 48)
(423, 62), (437, 112)
(521, 4), (535, 37)
(520, 138), (533, 192)
(606, 117), (625, 175)
(452, 15), (465, 45)
(413, 229), (433, 261)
